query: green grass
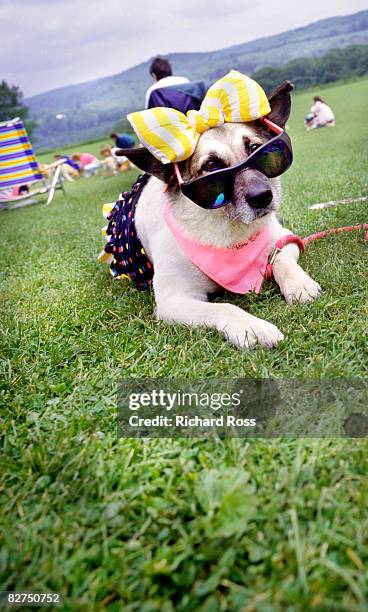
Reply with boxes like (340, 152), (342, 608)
(1, 79), (368, 611)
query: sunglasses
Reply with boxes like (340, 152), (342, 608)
(174, 118), (293, 210)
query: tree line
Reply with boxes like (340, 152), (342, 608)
(250, 43), (368, 93)
(0, 81), (37, 136)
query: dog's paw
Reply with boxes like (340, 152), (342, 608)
(219, 306), (284, 349)
(280, 271), (322, 305)
(273, 256), (322, 305)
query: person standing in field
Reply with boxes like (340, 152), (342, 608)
(144, 57), (190, 110)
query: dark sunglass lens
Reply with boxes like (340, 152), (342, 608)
(252, 139), (292, 178)
(184, 174), (232, 209)
(207, 176), (233, 209)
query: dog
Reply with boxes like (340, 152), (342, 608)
(113, 80), (322, 349)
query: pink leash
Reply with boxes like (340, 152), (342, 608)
(302, 223), (368, 246)
(266, 223), (368, 280)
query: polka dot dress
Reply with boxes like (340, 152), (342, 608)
(102, 173), (153, 290)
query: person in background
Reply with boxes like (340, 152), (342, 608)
(11, 184), (29, 197)
(54, 153), (80, 171)
(54, 153), (80, 181)
(100, 145), (118, 177)
(108, 136), (134, 172)
(305, 96), (335, 130)
(110, 132), (135, 149)
(145, 56), (189, 109)
(0, 184), (30, 205)
(71, 152), (100, 177)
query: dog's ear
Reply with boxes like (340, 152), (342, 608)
(114, 147), (173, 183)
(267, 80), (294, 128)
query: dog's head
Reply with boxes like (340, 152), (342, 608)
(119, 81), (293, 226)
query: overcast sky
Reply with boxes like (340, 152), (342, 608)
(1, 0), (367, 99)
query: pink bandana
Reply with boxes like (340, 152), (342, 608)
(164, 203), (271, 294)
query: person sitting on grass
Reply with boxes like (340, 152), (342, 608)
(54, 153), (80, 181)
(71, 152), (100, 177)
(100, 145), (118, 177)
(108, 137), (134, 172)
(116, 155), (132, 173)
(11, 184), (29, 197)
(305, 96), (335, 130)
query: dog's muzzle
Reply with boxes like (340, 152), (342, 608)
(246, 182), (273, 209)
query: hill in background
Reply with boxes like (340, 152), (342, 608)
(26, 9), (368, 149)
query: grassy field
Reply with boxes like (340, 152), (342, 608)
(1, 79), (368, 611)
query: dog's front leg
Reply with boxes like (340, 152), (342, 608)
(272, 243), (322, 304)
(153, 272), (284, 349)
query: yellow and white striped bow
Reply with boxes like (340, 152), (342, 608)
(127, 70), (271, 164)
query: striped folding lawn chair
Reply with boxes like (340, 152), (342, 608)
(0, 117), (66, 210)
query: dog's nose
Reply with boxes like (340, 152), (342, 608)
(246, 184), (273, 209)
